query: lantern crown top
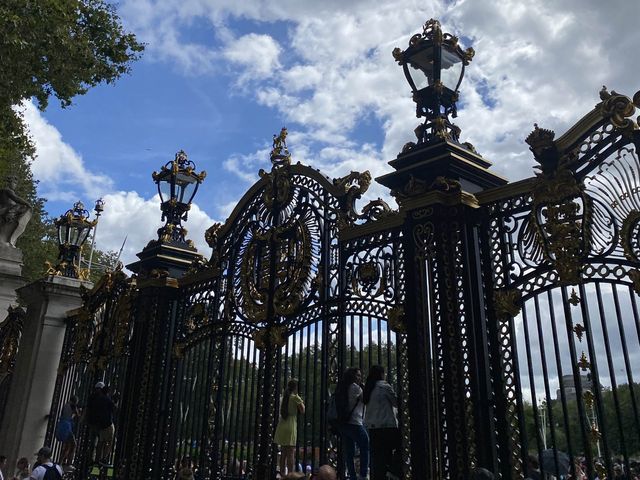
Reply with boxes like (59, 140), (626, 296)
(392, 19), (475, 70)
(152, 150), (206, 184)
(270, 127), (291, 168)
(56, 201), (95, 227)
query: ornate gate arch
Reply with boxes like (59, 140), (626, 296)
(164, 129), (407, 479)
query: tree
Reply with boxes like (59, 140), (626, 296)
(0, 0), (143, 282)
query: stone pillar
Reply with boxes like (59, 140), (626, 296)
(0, 275), (88, 469)
(0, 244), (26, 315)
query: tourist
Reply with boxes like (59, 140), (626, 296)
(176, 456), (194, 480)
(274, 379), (305, 476)
(29, 447), (62, 480)
(363, 365), (400, 480)
(470, 467), (494, 479)
(525, 454), (541, 480)
(283, 473), (305, 480)
(317, 465), (337, 480)
(85, 381), (115, 465)
(614, 464), (628, 480)
(55, 395), (79, 471)
(10, 457), (29, 480)
(336, 367), (368, 480)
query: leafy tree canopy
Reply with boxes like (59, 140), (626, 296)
(0, 0), (144, 112)
(0, 0), (143, 283)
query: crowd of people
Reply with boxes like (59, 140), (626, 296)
(0, 381), (117, 480)
(274, 365), (401, 480)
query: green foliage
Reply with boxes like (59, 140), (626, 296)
(522, 383), (640, 458)
(82, 245), (121, 284)
(0, 0), (143, 282)
(0, 0), (144, 111)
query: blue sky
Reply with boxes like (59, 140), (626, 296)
(22, 0), (640, 267)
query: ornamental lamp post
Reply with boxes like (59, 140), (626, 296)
(53, 201), (97, 278)
(152, 150), (206, 247)
(392, 18), (475, 144)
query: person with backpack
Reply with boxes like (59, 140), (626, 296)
(29, 447), (62, 480)
(55, 395), (79, 471)
(274, 379), (305, 477)
(335, 367), (369, 480)
(363, 365), (400, 480)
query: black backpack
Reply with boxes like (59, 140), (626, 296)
(326, 390), (358, 433)
(42, 464), (63, 480)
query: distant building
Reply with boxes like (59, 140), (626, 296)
(556, 374), (593, 401)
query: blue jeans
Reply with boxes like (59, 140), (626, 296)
(340, 423), (369, 479)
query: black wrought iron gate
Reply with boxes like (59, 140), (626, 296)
(147, 130), (411, 479)
(41, 89), (640, 480)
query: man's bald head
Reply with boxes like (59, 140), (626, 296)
(317, 465), (337, 480)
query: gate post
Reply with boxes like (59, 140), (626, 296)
(119, 241), (202, 478)
(378, 139), (507, 478)
(0, 275), (88, 473)
(253, 325), (285, 480)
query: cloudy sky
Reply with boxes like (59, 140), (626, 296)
(23, 0), (640, 268)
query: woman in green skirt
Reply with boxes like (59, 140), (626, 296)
(274, 378), (305, 476)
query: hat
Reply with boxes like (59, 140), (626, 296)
(95, 381), (105, 389)
(35, 447), (52, 458)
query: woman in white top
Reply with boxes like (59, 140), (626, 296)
(336, 367), (369, 480)
(363, 365), (400, 480)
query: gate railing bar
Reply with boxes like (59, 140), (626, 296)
(532, 293), (562, 468)
(543, 289), (571, 471)
(625, 285), (640, 450)
(520, 305), (548, 471)
(560, 286), (595, 478)
(592, 282), (621, 478)
(609, 284), (632, 472)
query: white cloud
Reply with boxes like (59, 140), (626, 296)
(21, 102), (218, 271)
(21, 102), (114, 202)
(25, 0), (640, 273)
(223, 33), (282, 80)
(118, 0), (640, 188)
(93, 191), (216, 270)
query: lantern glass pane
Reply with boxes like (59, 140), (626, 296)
(158, 179), (173, 203)
(176, 172), (197, 203)
(408, 45), (435, 89)
(441, 46), (463, 90)
(69, 225), (81, 246)
(78, 226), (91, 246)
(59, 224), (69, 244)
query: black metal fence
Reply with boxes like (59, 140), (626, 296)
(0, 306), (25, 429)
(37, 88), (640, 480)
(44, 270), (134, 476)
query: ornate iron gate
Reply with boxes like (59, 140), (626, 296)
(40, 88), (640, 480)
(44, 268), (135, 475)
(119, 129), (411, 479)
(477, 88), (640, 480)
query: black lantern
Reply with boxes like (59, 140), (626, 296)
(393, 19), (474, 145)
(152, 150), (206, 246)
(53, 201), (96, 278)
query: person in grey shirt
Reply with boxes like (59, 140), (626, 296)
(336, 367), (369, 480)
(363, 365), (401, 480)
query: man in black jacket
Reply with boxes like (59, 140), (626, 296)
(85, 382), (115, 465)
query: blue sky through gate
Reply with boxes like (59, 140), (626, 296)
(22, 0), (640, 267)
